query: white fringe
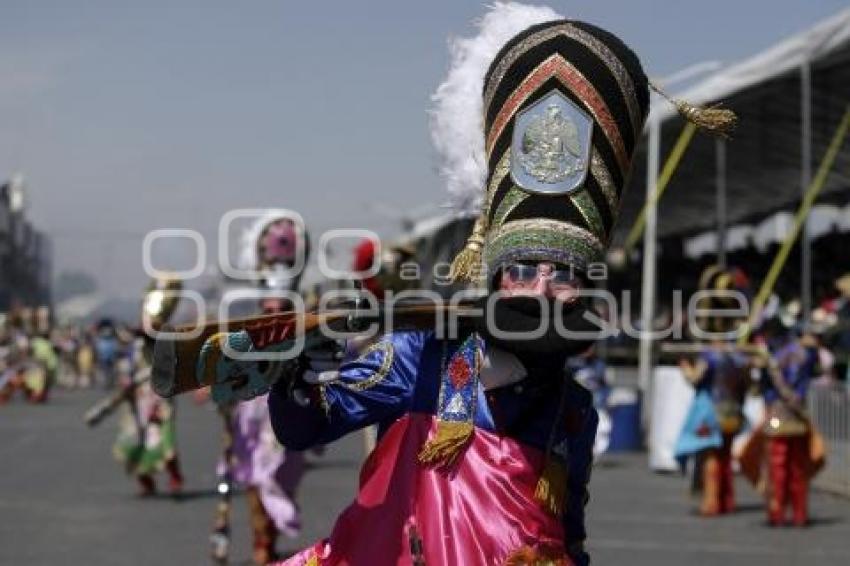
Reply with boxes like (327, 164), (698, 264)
(429, 2), (563, 214)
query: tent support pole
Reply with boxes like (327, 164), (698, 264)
(638, 117), (661, 394)
(716, 137), (727, 269)
(801, 61), (813, 323)
(624, 122), (697, 254)
(738, 105), (850, 345)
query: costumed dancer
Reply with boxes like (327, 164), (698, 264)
(760, 330), (820, 526)
(77, 330), (96, 389)
(94, 318), (120, 390)
(210, 212), (311, 565)
(0, 312), (50, 404)
(675, 267), (750, 515)
(263, 5), (735, 562)
(56, 325), (80, 389)
(0, 325), (30, 403)
(108, 277), (185, 495)
(261, 5), (672, 564)
(29, 308), (59, 403)
(676, 346), (749, 515)
(168, 5), (733, 563)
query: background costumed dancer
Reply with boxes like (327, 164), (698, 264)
(87, 277), (185, 496)
(208, 211), (313, 564)
(758, 330), (822, 526)
(675, 266), (750, 516)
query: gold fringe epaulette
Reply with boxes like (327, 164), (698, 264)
(418, 421), (474, 467)
(504, 544), (572, 565)
(534, 456), (568, 516)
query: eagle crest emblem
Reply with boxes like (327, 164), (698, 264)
(520, 104), (584, 182)
(510, 90), (593, 195)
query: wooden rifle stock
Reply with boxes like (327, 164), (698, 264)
(152, 302), (478, 398)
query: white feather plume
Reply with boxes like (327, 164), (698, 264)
(430, 2), (563, 214)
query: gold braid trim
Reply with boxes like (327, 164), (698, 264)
(590, 149), (619, 216)
(569, 188), (605, 242)
(342, 341), (394, 391)
(491, 187), (530, 231)
(317, 384), (331, 416)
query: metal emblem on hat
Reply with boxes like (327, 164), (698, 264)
(510, 90), (593, 195)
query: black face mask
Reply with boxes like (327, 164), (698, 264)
(472, 295), (601, 357)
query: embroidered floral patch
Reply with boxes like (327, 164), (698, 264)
(435, 334), (481, 424)
(448, 355), (472, 389)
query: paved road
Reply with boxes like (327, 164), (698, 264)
(1, 389), (848, 565)
(589, 456), (849, 566)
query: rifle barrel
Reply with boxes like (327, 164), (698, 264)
(152, 303), (478, 398)
(84, 368), (151, 426)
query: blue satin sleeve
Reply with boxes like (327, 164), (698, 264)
(269, 330), (432, 450)
(696, 350), (718, 393)
(564, 406), (598, 566)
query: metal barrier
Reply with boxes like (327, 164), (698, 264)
(808, 385), (850, 496)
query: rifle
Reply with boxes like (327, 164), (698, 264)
(152, 301), (479, 399)
(84, 367), (152, 427)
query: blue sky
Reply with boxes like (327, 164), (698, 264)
(1, 0), (848, 298)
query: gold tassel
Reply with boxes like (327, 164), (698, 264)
(305, 554), (320, 566)
(450, 163), (502, 283)
(650, 81), (738, 137)
(418, 420), (474, 467)
(534, 456), (568, 516)
(449, 215), (487, 283)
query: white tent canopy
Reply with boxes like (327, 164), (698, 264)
(616, 7), (850, 243)
(648, 8), (850, 124)
(683, 204), (848, 258)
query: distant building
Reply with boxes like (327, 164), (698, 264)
(0, 175), (53, 311)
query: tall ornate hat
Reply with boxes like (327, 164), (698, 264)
(695, 265), (749, 338)
(432, 2), (734, 283)
(239, 210), (309, 291)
